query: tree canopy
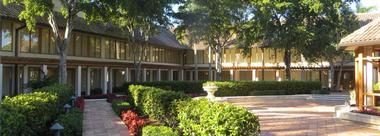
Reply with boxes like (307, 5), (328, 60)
(239, 0), (359, 80)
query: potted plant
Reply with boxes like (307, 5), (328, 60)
(203, 82), (218, 100)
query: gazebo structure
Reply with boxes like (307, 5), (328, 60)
(339, 17), (380, 111)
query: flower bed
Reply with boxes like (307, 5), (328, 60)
(352, 108), (380, 116)
(121, 110), (146, 135)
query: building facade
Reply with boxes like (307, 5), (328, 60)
(1, 4), (377, 100)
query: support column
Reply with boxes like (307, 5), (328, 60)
(102, 67), (108, 94)
(356, 49), (364, 110)
(366, 56), (374, 106)
(180, 69), (184, 81)
(276, 70), (281, 81)
(23, 65), (28, 88)
(252, 69), (257, 81)
(158, 69), (162, 81)
(124, 67), (130, 82)
(41, 65), (48, 80)
(86, 68), (91, 96)
(230, 69), (234, 81)
(75, 66), (81, 97)
(190, 70), (193, 81)
(0, 64), (3, 101)
(109, 69), (113, 94)
(169, 69), (173, 81)
(142, 68), (147, 82)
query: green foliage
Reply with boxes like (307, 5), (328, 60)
(142, 125), (178, 136)
(374, 82), (380, 91)
(28, 76), (58, 89)
(176, 99), (260, 136)
(0, 92), (58, 135)
(206, 81), (321, 96)
(129, 85), (189, 125)
(57, 108), (83, 136)
(122, 81), (205, 94)
(0, 84), (74, 136)
(111, 100), (132, 115)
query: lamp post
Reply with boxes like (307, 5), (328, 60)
(64, 104), (71, 113)
(70, 96), (76, 106)
(50, 122), (64, 136)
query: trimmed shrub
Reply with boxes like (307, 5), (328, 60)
(0, 84), (74, 136)
(123, 81), (205, 94)
(208, 81), (321, 96)
(57, 108), (83, 136)
(142, 125), (178, 136)
(112, 99), (132, 115)
(176, 99), (260, 136)
(0, 92), (59, 136)
(129, 85), (189, 124)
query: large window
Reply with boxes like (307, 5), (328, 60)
(1, 21), (13, 51)
(20, 29), (31, 53)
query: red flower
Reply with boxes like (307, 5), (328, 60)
(120, 110), (146, 135)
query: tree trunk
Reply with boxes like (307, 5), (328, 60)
(58, 41), (68, 84)
(328, 60), (335, 90)
(215, 45), (222, 81)
(284, 48), (291, 81)
(336, 55), (346, 91)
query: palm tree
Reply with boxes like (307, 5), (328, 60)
(356, 3), (377, 13)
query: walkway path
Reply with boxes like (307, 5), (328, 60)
(225, 97), (380, 136)
(83, 99), (130, 136)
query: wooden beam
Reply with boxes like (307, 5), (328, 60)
(355, 47), (364, 110)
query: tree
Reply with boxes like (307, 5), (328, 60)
(240, 0), (359, 81)
(3, 0), (110, 84)
(356, 2), (377, 13)
(175, 0), (249, 81)
(88, 0), (176, 82)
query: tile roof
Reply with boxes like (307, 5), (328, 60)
(0, 3), (186, 49)
(338, 13), (380, 50)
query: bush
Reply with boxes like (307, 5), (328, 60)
(129, 85), (189, 124)
(142, 125), (178, 136)
(0, 84), (74, 136)
(122, 81), (205, 94)
(176, 99), (260, 136)
(28, 76), (58, 89)
(121, 110), (146, 136)
(112, 100), (132, 115)
(207, 81), (321, 96)
(0, 92), (59, 136)
(57, 108), (83, 136)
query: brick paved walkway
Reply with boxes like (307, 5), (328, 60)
(228, 98), (380, 136)
(83, 99), (130, 136)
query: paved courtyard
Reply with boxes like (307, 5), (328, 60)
(83, 99), (130, 136)
(227, 97), (380, 136)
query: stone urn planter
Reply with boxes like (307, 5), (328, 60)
(203, 83), (218, 100)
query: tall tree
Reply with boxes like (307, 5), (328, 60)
(356, 2), (377, 13)
(92, 0), (176, 82)
(3, 0), (111, 84)
(240, 0), (358, 81)
(175, 0), (249, 81)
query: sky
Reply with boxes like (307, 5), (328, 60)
(353, 0), (380, 13)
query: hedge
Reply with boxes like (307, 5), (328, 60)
(176, 99), (261, 136)
(112, 99), (132, 115)
(142, 125), (178, 136)
(207, 81), (321, 96)
(129, 85), (189, 125)
(0, 84), (74, 136)
(122, 81), (205, 94)
(57, 108), (83, 136)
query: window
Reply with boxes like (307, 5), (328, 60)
(95, 38), (101, 58)
(89, 36), (96, 57)
(74, 33), (82, 56)
(120, 42), (125, 60)
(82, 35), (88, 57)
(30, 29), (39, 53)
(20, 29), (31, 53)
(110, 40), (116, 59)
(105, 39), (110, 58)
(116, 41), (121, 59)
(41, 29), (50, 54)
(1, 21), (12, 51)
